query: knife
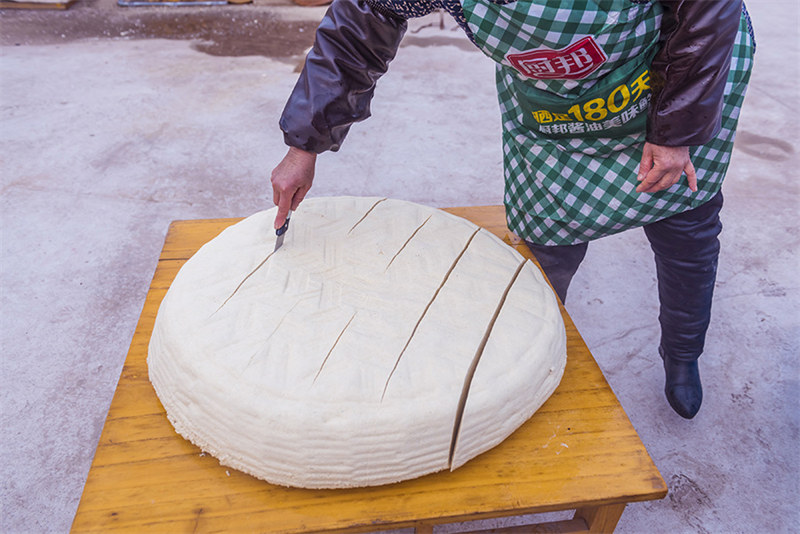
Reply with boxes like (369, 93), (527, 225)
(274, 210), (292, 252)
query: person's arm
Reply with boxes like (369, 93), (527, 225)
(280, 0), (410, 154)
(636, 0), (742, 194)
(271, 0), (412, 227)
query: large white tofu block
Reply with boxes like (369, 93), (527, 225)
(148, 197), (566, 488)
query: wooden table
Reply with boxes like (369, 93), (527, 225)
(72, 206), (666, 534)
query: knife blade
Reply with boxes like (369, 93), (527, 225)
(273, 210), (292, 252)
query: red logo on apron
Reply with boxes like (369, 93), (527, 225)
(506, 36), (607, 80)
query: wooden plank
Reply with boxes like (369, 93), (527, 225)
(459, 517), (589, 533)
(574, 504), (626, 533)
(159, 218), (241, 261)
(72, 206), (666, 534)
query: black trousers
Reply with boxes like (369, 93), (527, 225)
(526, 192), (723, 363)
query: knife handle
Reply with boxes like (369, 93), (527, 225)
(276, 211), (292, 237)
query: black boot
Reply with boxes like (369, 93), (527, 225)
(660, 346), (702, 419)
(524, 241), (589, 303)
(644, 192), (724, 419)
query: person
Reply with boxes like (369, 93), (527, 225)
(269, 0), (755, 419)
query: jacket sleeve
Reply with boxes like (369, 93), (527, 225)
(279, 0), (408, 153)
(646, 0), (743, 146)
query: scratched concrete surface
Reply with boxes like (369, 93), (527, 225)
(1, 0), (798, 532)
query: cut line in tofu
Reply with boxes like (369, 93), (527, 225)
(451, 262), (566, 470)
(385, 215), (432, 272)
(448, 256), (527, 469)
(214, 248), (277, 313)
(347, 197), (387, 235)
(381, 227), (481, 400)
(313, 312), (357, 384)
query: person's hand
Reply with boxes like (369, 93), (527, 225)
(636, 142), (697, 194)
(271, 147), (317, 229)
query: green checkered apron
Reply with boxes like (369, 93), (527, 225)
(461, 0), (755, 245)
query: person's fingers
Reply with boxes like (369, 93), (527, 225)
(685, 160), (698, 192)
(274, 196), (292, 229)
(270, 148), (316, 228)
(636, 165), (665, 192)
(270, 163), (284, 207)
(637, 164), (676, 193)
(638, 166), (687, 193)
(272, 172), (294, 228)
(637, 143), (698, 194)
(290, 184), (310, 211)
(636, 176), (656, 192)
(653, 171), (680, 192)
(637, 143), (654, 182)
(270, 170), (287, 228)
(637, 153), (694, 192)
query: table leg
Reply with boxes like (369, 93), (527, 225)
(412, 504), (625, 534)
(574, 503), (626, 533)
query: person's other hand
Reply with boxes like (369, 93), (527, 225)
(636, 142), (697, 194)
(271, 147), (317, 229)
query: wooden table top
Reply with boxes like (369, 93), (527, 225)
(71, 205), (666, 533)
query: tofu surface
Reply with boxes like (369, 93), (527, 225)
(148, 197), (566, 488)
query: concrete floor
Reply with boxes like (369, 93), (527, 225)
(1, 0), (798, 532)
